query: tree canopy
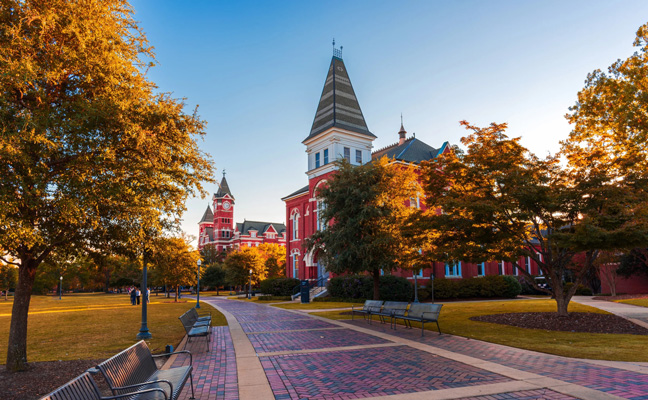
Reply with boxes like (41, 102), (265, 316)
(0, 0), (213, 371)
(224, 247), (266, 288)
(305, 157), (421, 300)
(149, 236), (200, 301)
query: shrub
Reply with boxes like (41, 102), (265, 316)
(564, 282), (593, 296)
(328, 275), (413, 301)
(517, 276), (546, 295)
(431, 275), (521, 299)
(259, 277), (300, 296)
(257, 295), (292, 301)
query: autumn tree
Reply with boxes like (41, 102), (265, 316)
(0, 264), (17, 300)
(0, 0), (213, 370)
(224, 247), (265, 289)
(258, 243), (286, 278)
(149, 237), (200, 301)
(202, 264), (226, 295)
(305, 157), (421, 300)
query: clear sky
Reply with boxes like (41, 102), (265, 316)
(129, 0), (648, 244)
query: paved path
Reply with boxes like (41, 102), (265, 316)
(173, 298), (648, 400)
(571, 296), (648, 329)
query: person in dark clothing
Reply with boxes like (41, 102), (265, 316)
(130, 288), (136, 305)
(136, 289), (141, 305)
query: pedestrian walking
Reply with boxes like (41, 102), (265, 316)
(146, 288), (150, 304)
(136, 288), (141, 305)
(129, 287), (136, 305)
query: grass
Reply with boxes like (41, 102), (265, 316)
(616, 298), (648, 308)
(312, 299), (648, 362)
(274, 301), (364, 310)
(0, 293), (226, 364)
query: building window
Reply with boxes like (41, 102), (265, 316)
(324, 149), (329, 164)
(315, 152), (320, 168)
(292, 253), (299, 279)
(498, 261), (505, 275)
(413, 268), (423, 278)
(343, 147), (350, 162)
(525, 257), (531, 273)
(445, 262), (461, 277)
(477, 262), (485, 276)
(292, 213), (299, 239)
(316, 199), (327, 231)
(536, 252), (543, 275)
(355, 149), (362, 164)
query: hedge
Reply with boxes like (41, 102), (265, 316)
(259, 277), (300, 296)
(327, 275), (413, 301)
(431, 275), (521, 299)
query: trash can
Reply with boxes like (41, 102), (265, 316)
(300, 280), (310, 303)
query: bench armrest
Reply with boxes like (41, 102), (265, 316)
(113, 379), (173, 396)
(103, 387), (169, 400)
(153, 350), (193, 366)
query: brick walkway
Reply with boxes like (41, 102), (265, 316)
(175, 298), (648, 400)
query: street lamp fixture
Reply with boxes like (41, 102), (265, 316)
(196, 259), (202, 309)
(137, 247), (152, 340)
(59, 276), (63, 300)
(248, 269), (252, 299)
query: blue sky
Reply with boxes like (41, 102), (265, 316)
(129, 0), (648, 244)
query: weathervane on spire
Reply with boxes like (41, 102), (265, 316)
(332, 38), (343, 59)
(222, 169), (226, 177)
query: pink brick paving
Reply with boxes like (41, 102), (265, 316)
(248, 328), (391, 353)
(345, 319), (648, 400)
(172, 326), (238, 400)
(457, 389), (577, 400)
(241, 319), (339, 333)
(260, 346), (512, 400)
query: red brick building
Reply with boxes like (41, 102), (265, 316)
(282, 51), (545, 286)
(198, 174), (286, 252)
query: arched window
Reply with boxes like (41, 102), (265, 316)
(290, 209), (300, 240)
(291, 251), (300, 279)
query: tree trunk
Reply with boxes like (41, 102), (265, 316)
(372, 269), (380, 300)
(174, 285), (178, 302)
(6, 257), (38, 371)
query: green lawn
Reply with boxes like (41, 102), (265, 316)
(616, 298), (648, 308)
(0, 293), (226, 364)
(312, 299), (648, 362)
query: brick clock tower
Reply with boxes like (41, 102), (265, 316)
(211, 173), (234, 251)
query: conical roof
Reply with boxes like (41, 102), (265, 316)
(215, 176), (233, 199)
(199, 204), (213, 223)
(304, 56), (375, 142)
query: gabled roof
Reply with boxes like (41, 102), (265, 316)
(236, 220), (287, 236)
(304, 56), (375, 143)
(199, 205), (213, 224)
(281, 185), (309, 201)
(215, 176), (234, 199)
(205, 227), (213, 242)
(372, 137), (448, 164)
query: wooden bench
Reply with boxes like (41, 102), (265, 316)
(40, 371), (169, 400)
(97, 340), (195, 400)
(375, 301), (409, 328)
(393, 303), (443, 336)
(179, 310), (211, 352)
(351, 300), (383, 323)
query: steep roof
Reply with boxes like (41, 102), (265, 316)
(304, 56), (375, 142)
(236, 220), (287, 236)
(215, 175), (234, 199)
(199, 205), (213, 224)
(281, 185), (309, 201)
(372, 137), (448, 164)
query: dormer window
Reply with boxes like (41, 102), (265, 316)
(315, 152), (320, 168)
(356, 149), (362, 164)
(343, 147), (350, 162)
(324, 149), (329, 164)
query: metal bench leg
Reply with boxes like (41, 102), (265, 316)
(421, 321), (425, 337)
(436, 321), (441, 335)
(189, 372), (196, 399)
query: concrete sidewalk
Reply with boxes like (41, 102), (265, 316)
(173, 298), (648, 400)
(571, 296), (648, 329)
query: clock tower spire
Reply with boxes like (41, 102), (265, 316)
(212, 171), (235, 252)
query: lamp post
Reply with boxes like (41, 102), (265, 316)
(413, 270), (420, 303)
(430, 273), (435, 303)
(196, 259), (201, 309)
(59, 276), (62, 300)
(137, 247), (152, 340)
(248, 269), (252, 299)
